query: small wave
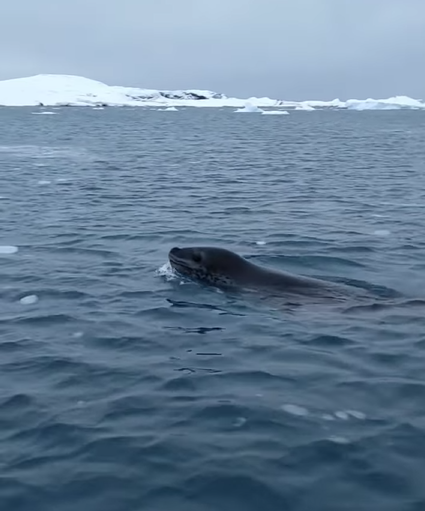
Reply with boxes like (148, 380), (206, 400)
(6, 313), (76, 326)
(282, 404), (309, 416)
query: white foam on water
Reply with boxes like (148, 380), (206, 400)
(156, 261), (177, 281)
(0, 245), (18, 254)
(72, 331), (84, 338)
(345, 410), (366, 420)
(335, 411), (350, 420)
(32, 111), (57, 115)
(256, 241), (267, 245)
(328, 436), (350, 444)
(0, 144), (93, 162)
(322, 414), (336, 421)
(282, 404), (309, 417)
(233, 417), (247, 427)
(92, 107), (104, 110)
(37, 180), (51, 185)
(262, 110), (289, 115)
(373, 229), (391, 236)
(20, 294), (39, 305)
(164, 106), (178, 111)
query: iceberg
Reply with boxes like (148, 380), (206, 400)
(345, 96), (425, 111)
(0, 73), (424, 111)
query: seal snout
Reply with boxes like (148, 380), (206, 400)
(169, 247), (184, 264)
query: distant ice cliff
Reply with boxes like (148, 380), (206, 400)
(0, 74), (424, 111)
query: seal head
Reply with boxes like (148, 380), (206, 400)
(169, 246), (247, 288)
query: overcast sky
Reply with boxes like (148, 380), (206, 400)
(1, 0), (424, 100)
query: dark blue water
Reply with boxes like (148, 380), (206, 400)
(1, 107), (425, 511)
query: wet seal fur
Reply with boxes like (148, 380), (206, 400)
(168, 246), (366, 302)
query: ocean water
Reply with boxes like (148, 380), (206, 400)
(1, 106), (425, 511)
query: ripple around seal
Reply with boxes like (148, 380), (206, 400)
(1, 109), (425, 510)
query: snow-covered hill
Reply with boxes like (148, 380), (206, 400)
(0, 74), (424, 111)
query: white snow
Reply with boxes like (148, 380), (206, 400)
(0, 74), (424, 110)
(295, 104), (316, 111)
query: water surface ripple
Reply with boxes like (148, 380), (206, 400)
(1, 107), (425, 511)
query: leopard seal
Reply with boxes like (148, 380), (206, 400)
(168, 246), (366, 302)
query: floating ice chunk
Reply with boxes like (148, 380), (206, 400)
(235, 102), (264, 113)
(20, 294), (39, 305)
(262, 110), (289, 115)
(256, 241), (267, 245)
(0, 245), (18, 254)
(282, 404), (309, 416)
(164, 106), (178, 111)
(32, 111), (57, 115)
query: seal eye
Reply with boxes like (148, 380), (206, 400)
(192, 253), (202, 264)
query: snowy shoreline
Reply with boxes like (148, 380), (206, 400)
(0, 74), (424, 111)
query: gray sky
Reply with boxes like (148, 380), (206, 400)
(1, 0), (424, 100)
